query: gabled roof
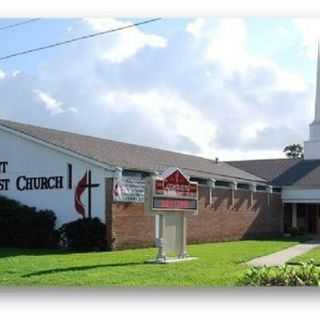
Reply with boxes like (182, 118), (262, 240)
(228, 158), (320, 187)
(0, 119), (265, 183)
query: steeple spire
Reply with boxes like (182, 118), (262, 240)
(314, 41), (320, 122)
(304, 40), (320, 159)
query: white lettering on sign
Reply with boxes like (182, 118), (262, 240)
(155, 179), (197, 198)
(113, 174), (145, 203)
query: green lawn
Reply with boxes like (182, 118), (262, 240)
(290, 246), (320, 264)
(0, 239), (302, 287)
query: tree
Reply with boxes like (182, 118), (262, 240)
(283, 144), (304, 159)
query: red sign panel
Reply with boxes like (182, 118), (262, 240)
(150, 169), (198, 213)
(153, 197), (197, 210)
(154, 169), (197, 199)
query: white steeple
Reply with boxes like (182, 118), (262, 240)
(304, 41), (320, 159)
(313, 41), (320, 122)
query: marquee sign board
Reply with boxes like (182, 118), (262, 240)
(144, 168), (198, 263)
(113, 173), (145, 203)
(145, 168), (198, 215)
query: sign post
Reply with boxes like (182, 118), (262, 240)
(145, 168), (198, 263)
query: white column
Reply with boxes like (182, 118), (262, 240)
(208, 179), (215, 207)
(292, 203), (298, 228)
(249, 183), (256, 207)
(267, 185), (272, 207)
(231, 181), (237, 207)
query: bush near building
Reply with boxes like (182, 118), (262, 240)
(239, 261), (320, 286)
(0, 196), (59, 249)
(59, 217), (106, 251)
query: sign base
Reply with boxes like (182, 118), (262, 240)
(146, 257), (198, 264)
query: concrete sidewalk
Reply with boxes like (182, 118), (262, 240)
(247, 241), (320, 267)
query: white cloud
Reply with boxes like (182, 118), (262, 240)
(11, 70), (20, 77)
(33, 90), (64, 116)
(186, 18), (206, 38)
(103, 90), (216, 157)
(0, 69), (5, 79)
(206, 18), (249, 72)
(84, 18), (167, 63)
(187, 18), (306, 92)
(68, 107), (78, 113)
(241, 122), (268, 141)
(186, 18), (253, 73)
(217, 148), (284, 161)
(0, 18), (313, 162)
(293, 18), (320, 59)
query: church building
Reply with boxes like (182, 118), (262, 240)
(1, 51), (320, 249)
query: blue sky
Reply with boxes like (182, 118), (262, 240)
(0, 17), (319, 160)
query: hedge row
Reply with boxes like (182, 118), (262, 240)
(0, 196), (59, 248)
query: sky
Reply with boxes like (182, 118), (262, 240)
(0, 17), (319, 161)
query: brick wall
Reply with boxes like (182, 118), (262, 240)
(112, 202), (154, 249)
(187, 186), (283, 244)
(110, 185), (283, 249)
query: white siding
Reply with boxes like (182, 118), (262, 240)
(0, 128), (114, 226)
(282, 187), (320, 203)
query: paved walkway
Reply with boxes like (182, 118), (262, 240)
(247, 241), (320, 267)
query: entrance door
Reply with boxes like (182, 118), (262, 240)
(283, 203), (292, 233)
(307, 204), (318, 234)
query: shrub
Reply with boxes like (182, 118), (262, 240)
(0, 196), (59, 248)
(287, 227), (305, 236)
(239, 260), (320, 286)
(59, 217), (106, 251)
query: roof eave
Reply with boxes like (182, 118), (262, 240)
(0, 123), (117, 172)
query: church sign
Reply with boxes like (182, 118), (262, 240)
(144, 168), (199, 263)
(153, 170), (198, 211)
(113, 173), (145, 203)
(145, 168), (199, 214)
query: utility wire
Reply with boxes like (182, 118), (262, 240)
(0, 18), (162, 62)
(0, 18), (40, 32)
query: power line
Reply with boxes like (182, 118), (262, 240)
(0, 18), (40, 32)
(0, 18), (162, 62)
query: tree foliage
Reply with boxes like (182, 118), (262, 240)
(283, 144), (304, 159)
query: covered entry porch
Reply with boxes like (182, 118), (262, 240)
(284, 203), (320, 235)
(282, 188), (320, 235)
